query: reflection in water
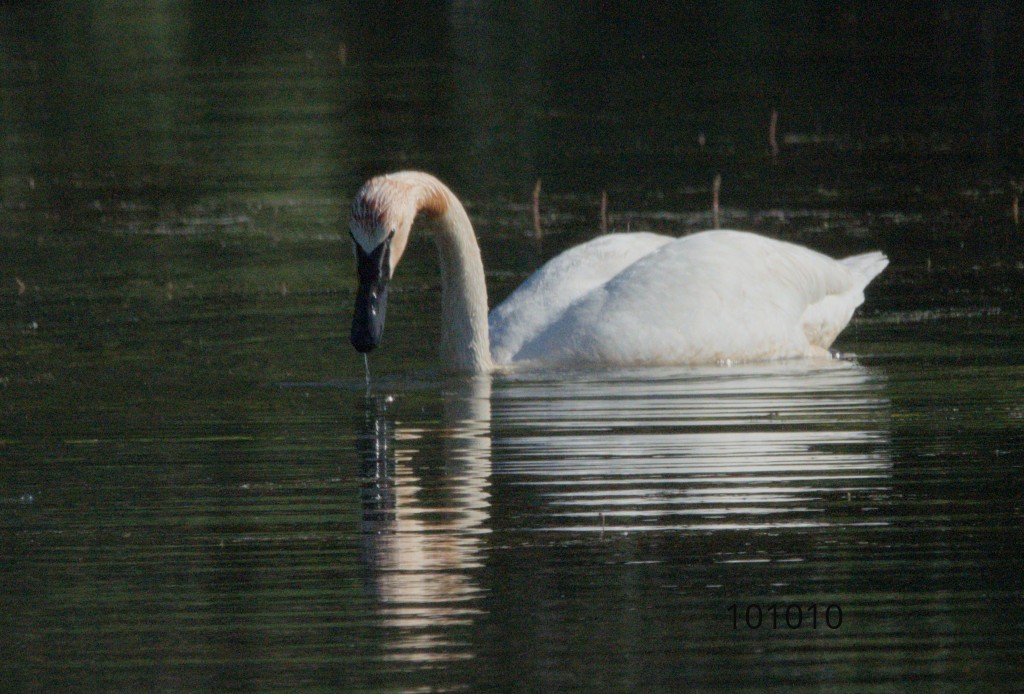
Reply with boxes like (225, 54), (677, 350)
(355, 362), (891, 665)
(356, 378), (492, 664)
(492, 360), (892, 535)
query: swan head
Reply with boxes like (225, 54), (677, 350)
(347, 175), (420, 352)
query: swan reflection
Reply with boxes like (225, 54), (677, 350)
(356, 360), (891, 660)
(491, 360), (891, 533)
(357, 377), (492, 663)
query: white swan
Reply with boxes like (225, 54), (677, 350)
(348, 171), (888, 374)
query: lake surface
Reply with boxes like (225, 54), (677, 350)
(2, 2), (1023, 692)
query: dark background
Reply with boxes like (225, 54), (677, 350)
(4, 1), (1023, 202)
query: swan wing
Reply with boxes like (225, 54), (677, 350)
(488, 232), (673, 364)
(513, 230), (887, 366)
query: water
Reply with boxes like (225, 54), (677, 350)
(2, 2), (1024, 691)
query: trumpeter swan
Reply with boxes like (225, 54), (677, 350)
(348, 171), (887, 374)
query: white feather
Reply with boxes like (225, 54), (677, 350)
(489, 232), (673, 364)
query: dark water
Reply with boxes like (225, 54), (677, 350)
(2, 2), (1023, 692)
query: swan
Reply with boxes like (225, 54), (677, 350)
(348, 171), (888, 374)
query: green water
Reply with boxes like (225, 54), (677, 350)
(2, 2), (1023, 691)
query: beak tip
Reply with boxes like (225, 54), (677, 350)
(350, 327), (380, 353)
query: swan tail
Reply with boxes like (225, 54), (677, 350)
(801, 250), (887, 351)
(840, 251), (889, 287)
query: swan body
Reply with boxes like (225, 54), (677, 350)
(488, 231), (674, 364)
(348, 171), (887, 374)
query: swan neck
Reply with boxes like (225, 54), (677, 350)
(426, 184), (492, 374)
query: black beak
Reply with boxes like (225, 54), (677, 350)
(350, 231), (393, 353)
